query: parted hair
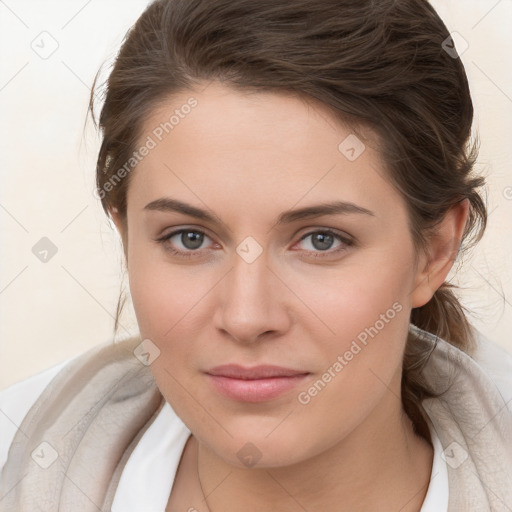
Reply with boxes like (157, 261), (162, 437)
(88, 0), (487, 443)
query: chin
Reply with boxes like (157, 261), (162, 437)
(198, 423), (316, 469)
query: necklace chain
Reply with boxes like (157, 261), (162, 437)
(197, 442), (212, 512)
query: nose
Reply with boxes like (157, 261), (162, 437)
(213, 248), (291, 344)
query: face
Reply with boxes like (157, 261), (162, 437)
(117, 81), (430, 469)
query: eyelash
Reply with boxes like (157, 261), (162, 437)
(155, 228), (354, 259)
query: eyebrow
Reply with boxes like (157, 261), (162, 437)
(143, 197), (375, 226)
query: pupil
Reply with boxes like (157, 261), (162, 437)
(313, 233), (333, 251)
(183, 231), (203, 250)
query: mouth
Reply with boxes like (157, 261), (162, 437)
(205, 364), (311, 402)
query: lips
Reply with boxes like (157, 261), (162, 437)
(206, 364), (308, 379)
(205, 364), (310, 402)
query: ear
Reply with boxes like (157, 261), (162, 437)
(410, 199), (469, 308)
(111, 207), (128, 261)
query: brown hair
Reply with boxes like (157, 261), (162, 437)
(88, 0), (487, 442)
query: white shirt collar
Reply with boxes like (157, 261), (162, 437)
(112, 401), (449, 511)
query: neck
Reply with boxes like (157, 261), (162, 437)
(196, 379), (433, 512)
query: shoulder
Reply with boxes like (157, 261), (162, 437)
(471, 328), (512, 406)
(414, 325), (512, 506)
(411, 323), (512, 402)
(0, 336), (146, 478)
(0, 355), (76, 476)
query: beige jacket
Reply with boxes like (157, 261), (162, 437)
(1, 325), (511, 511)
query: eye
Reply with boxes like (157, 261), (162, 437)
(155, 228), (216, 258)
(294, 229), (353, 258)
(155, 227), (354, 259)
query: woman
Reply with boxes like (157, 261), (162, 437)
(1, 0), (511, 510)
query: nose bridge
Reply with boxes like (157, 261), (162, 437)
(215, 240), (285, 342)
(228, 243), (272, 311)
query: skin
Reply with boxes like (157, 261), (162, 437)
(112, 80), (469, 511)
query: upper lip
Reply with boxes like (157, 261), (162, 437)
(206, 364), (309, 380)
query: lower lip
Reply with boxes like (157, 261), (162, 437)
(206, 374), (310, 402)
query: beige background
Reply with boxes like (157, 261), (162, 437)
(1, 0), (511, 390)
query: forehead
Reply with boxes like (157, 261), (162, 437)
(141, 81), (370, 158)
(127, 81), (402, 222)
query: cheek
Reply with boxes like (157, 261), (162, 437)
(127, 242), (201, 338)
(289, 249), (414, 418)
(126, 248), (217, 406)
(290, 267), (411, 455)
(127, 257), (205, 417)
(128, 263), (170, 338)
(290, 248), (413, 355)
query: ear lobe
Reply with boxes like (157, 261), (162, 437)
(410, 199), (469, 308)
